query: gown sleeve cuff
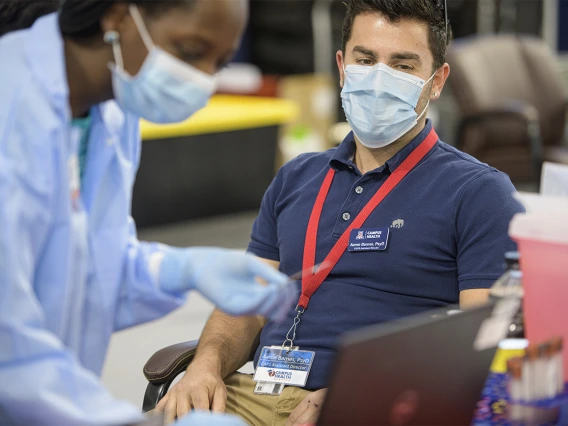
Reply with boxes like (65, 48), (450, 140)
(158, 247), (193, 294)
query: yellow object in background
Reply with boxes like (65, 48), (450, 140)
(490, 339), (529, 373)
(278, 74), (337, 157)
(140, 95), (300, 140)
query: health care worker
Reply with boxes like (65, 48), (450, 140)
(0, 0), (296, 425)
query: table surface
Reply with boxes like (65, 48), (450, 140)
(140, 95), (300, 140)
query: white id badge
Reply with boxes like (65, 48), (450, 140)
(254, 346), (296, 395)
(253, 381), (285, 395)
(253, 346), (315, 387)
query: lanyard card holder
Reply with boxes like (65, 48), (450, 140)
(254, 345), (315, 389)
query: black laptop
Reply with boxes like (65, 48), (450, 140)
(318, 303), (499, 426)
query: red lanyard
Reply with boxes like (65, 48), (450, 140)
(299, 128), (439, 310)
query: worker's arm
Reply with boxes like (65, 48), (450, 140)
(155, 259), (279, 425)
(115, 236), (293, 330)
(112, 223), (186, 331)
(460, 288), (491, 308)
(113, 117), (293, 330)
(155, 163), (288, 424)
(0, 126), (143, 425)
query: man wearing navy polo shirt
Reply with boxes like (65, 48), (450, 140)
(157, 0), (524, 425)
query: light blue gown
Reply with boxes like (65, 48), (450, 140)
(0, 13), (196, 425)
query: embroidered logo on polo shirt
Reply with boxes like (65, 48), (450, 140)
(391, 219), (405, 229)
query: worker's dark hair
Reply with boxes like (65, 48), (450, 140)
(341, 0), (452, 70)
(0, 0), (59, 37)
(0, 1), (195, 40)
(59, 0), (194, 40)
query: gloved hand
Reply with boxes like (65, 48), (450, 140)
(160, 247), (297, 322)
(175, 411), (247, 426)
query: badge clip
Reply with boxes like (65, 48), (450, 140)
(282, 305), (304, 352)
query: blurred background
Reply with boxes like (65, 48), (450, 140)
(104, 0), (568, 407)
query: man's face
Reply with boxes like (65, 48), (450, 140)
(337, 12), (449, 115)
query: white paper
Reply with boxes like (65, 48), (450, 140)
(513, 191), (568, 214)
(541, 162), (568, 197)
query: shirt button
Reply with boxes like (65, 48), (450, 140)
(342, 212), (351, 221)
(355, 186), (363, 194)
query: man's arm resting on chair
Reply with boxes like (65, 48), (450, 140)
(155, 258), (278, 424)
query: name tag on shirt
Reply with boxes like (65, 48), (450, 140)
(253, 346), (315, 387)
(348, 227), (390, 252)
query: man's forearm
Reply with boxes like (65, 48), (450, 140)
(192, 309), (265, 379)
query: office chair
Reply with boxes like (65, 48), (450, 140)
(142, 340), (258, 412)
(447, 35), (568, 185)
(141, 340), (200, 412)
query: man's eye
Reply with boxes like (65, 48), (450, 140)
(356, 58), (374, 66)
(395, 64), (413, 71)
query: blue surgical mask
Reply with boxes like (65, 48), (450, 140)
(109, 5), (216, 124)
(341, 63), (435, 148)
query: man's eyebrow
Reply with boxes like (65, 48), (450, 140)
(390, 51), (422, 62)
(352, 45), (378, 60)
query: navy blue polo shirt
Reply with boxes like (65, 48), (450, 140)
(247, 120), (524, 390)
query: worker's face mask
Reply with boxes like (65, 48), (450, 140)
(341, 63), (435, 148)
(108, 5), (216, 123)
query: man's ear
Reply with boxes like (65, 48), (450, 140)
(430, 63), (450, 100)
(336, 50), (345, 88)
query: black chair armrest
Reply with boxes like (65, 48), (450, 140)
(142, 340), (199, 413)
(457, 99), (542, 177)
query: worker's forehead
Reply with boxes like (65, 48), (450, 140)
(149, 0), (247, 42)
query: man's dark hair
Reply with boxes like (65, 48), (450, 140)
(341, 0), (452, 70)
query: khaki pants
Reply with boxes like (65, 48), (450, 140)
(225, 372), (312, 426)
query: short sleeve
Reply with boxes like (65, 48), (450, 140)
(454, 170), (525, 291)
(247, 166), (287, 261)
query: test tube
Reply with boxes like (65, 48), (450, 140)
(545, 342), (557, 399)
(550, 337), (564, 395)
(508, 357), (524, 423)
(525, 346), (539, 402)
(537, 343), (549, 400)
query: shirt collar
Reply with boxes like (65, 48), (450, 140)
(330, 119), (435, 174)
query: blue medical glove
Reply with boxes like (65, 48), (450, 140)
(175, 411), (247, 426)
(160, 247), (297, 321)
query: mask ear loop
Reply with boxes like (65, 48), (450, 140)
(416, 99), (430, 121)
(416, 71), (438, 119)
(128, 4), (155, 53)
(425, 70), (437, 85)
